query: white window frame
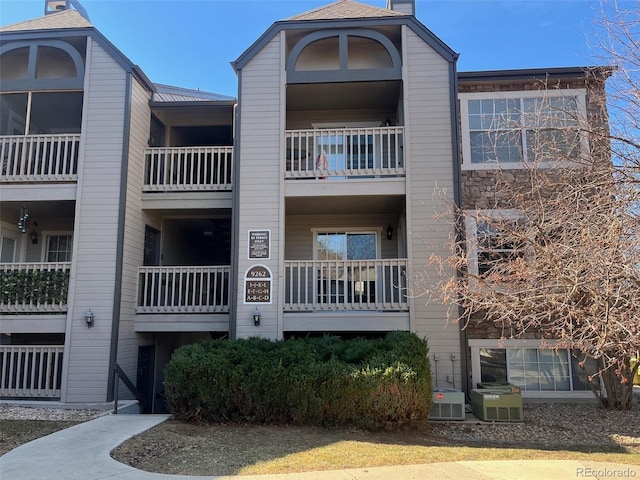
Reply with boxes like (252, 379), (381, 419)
(42, 231), (73, 262)
(459, 89), (588, 170)
(0, 222), (25, 263)
(469, 339), (595, 399)
(465, 209), (521, 277)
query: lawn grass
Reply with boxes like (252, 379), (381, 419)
(239, 443), (640, 476)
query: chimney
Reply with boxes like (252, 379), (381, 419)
(386, 0), (415, 16)
(44, 0), (90, 19)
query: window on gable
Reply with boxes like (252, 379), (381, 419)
(461, 90), (586, 169)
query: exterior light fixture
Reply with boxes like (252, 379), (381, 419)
(253, 307), (261, 326)
(386, 225), (393, 240)
(384, 118), (391, 127)
(84, 309), (95, 327)
(30, 230), (39, 244)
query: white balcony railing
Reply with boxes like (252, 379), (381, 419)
(137, 265), (231, 313)
(0, 134), (80, 182)
(284, 259), (408, 311)
(0, 262), (71, 313)
(143, 146), (233, 192)
(0, 345), (64, 398)
(285, 127), (404, 179)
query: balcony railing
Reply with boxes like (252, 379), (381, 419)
(285, 127), (404, 179)
(0, 134), (80, 182)
(284, 259), (408, 311)
(0, 263), (71, 313)
(137, 265), (231, 313)
(143, 146), (233, 192)
(0, 345), (64, 398)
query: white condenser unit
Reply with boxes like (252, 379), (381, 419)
(428, 388), (466, 421)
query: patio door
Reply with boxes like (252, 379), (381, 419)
(315, 231), (378, 305)
(313, 122), (378, 178)
(0, 227), (22, 263)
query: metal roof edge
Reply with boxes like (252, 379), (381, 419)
(457, 65), (615, 82)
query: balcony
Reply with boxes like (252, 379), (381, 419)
(0, 135), (80, 183)
(284, 259), (408, 311)
(0, 263), (71, 314)
(285, 127), (404, 179)
(0, 345), (64, 399)
(143, 146), (233, 192)
(136, 265), (230, 314)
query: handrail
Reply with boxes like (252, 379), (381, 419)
(112, 362), (148, 414)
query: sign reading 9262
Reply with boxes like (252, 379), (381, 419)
(244, 265), (272, 304)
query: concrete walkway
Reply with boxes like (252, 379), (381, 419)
(1, 414), (638, 480)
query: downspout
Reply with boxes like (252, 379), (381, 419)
(107, 71), (133, 401)
(228, 74), (242, 340)
(449, 55), (469, 398)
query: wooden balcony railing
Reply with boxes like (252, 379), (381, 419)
(143, 146), (233, 192)
(0, 134), (80, 182)
(285, 127), (404, 179)
(0, 345), (64, 398)
(137, 265), (231, 313)
(0, 263), (71, 313)
(284, 259), (408, 311)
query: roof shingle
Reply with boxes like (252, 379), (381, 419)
(288, 0), (406, 21)
(0, 9), (92, 32)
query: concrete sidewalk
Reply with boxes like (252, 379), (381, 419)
(1, 414), (638, 480)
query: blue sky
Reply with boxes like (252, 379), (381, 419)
(0, 0), (607, 97)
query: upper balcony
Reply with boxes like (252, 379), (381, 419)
(143, 146), (233, 192)
(285, 126), (404, 180)
(1, 134), (79, 183)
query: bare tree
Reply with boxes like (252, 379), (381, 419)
(430, 2), (640, 410)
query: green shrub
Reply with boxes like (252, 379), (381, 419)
(164, 331), (432, 430)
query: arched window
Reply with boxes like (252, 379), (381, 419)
(287, 29), (401, 84)
(0, 40), (85, 91)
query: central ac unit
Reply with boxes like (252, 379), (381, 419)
(471, 389), (523, 422)
(429, 388), (465, 421)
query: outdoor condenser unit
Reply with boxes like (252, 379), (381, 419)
(429, 388), (466, 421)
(476, 381), (521, 393)
(471, 389), (523, 422)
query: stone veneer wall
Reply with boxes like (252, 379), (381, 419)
(457, 72), (610, 340)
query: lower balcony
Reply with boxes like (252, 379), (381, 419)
(283, 259), (409, 332)
(0, 262), (70, 333)
(135, 265), (230, 332)
(0, 345), (64, 399)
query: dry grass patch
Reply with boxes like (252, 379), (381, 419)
(111, 420), (640, 477)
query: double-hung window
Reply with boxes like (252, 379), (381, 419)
(460, 89), (587, 169)
(45, 234), (73, 262)
(465, 210), (522, 277)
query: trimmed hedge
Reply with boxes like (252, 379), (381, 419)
(164, 331), (432, 430)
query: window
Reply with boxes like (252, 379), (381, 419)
(465, 210), (522, 277)
(46, 234), (72, 262)
(460, 89), (586, 169)
(0, 91), (83, 135)
(471, 340), (598, 395)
